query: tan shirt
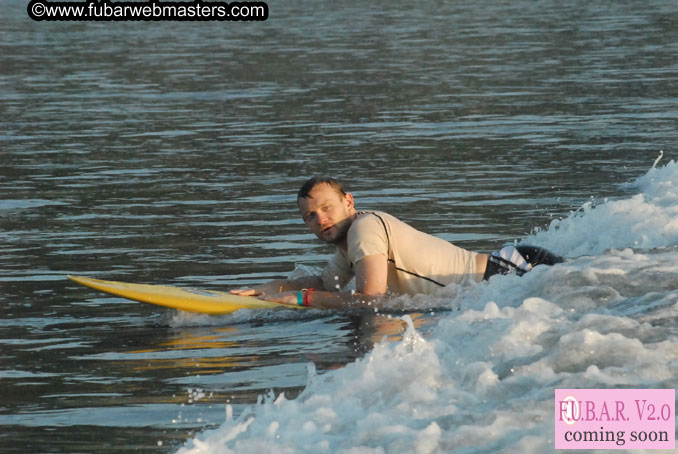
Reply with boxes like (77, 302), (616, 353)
(322, 211), (480, 296)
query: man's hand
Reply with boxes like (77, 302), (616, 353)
(229, 287), (263, 297)
(230, 276), (324, 298)
(230, 280), (286, 297)
(257, 291), (299, 306)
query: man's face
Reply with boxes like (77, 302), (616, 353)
(298, 183), (355, 245)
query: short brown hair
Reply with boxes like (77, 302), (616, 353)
(297, 177), (347, 200)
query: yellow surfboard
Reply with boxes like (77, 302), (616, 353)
(68, 275), (307, 315)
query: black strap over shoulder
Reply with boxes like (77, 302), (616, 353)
(360, 211), (445, 288)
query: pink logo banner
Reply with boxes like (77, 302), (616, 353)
(555, 389), (675, 450)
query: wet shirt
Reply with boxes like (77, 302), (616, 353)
(322, 211), (480, 295)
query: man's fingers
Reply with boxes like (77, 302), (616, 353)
(230, 288), (258, 296)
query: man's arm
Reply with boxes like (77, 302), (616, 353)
(257, 254), (389, 309)
(355, 254), (388, 295)
(230, 275), (325, 297)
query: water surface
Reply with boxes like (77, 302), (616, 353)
(1, 0), (677, 452)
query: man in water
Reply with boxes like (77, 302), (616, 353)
(231, 177), (562, 309)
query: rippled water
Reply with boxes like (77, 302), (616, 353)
(2, 0), (677, 452)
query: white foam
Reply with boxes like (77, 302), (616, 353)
(524, 159), (678, 257)
(176, 162), (678, 453)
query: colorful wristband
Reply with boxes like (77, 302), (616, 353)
(297, 290), (304, 306)
(303, 288), (314, 307)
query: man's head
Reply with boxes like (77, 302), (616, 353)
(297, 177), (356, 246)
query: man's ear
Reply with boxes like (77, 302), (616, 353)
(344, 192), (355, 210)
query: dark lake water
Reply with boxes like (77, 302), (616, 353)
(2, 1), (677, 452)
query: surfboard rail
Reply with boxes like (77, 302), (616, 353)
(68, 275), (305, 315)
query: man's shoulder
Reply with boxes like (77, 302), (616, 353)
(353, 210), (413, 231)
(354, 210), (400, 224)
(352, 210), (431, 245)
(348, 211), (411, 245)
(346, 211), (390, 259)
(350, 211), (393, 232)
